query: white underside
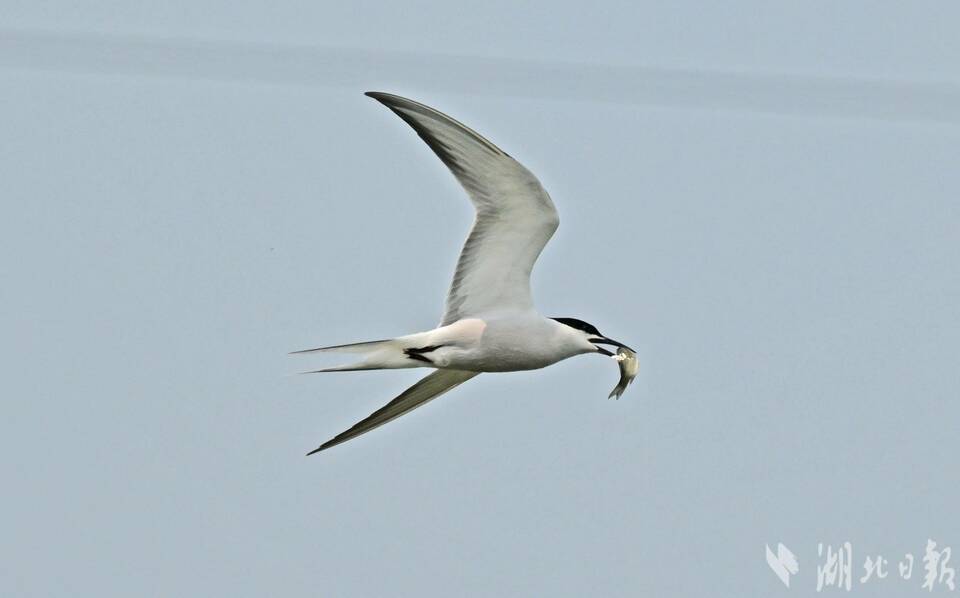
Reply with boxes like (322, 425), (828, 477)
(323, 314), (598, 373)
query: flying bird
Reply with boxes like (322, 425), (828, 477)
(296, 92), (635, 454)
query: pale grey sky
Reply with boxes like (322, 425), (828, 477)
(3, 2), (959, 597)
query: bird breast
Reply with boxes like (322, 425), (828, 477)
(430, 315), (585, 372)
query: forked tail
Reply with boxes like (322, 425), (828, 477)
(291, 338), (424, 372)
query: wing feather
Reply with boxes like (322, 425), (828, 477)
(307, 369), (479, 454)
(366, 92), (559, 325)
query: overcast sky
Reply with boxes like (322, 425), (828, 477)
(3, 2), (959, 597)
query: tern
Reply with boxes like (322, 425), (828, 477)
(296, 92), (635, 454)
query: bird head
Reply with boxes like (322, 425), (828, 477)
(550, 317), (633, 356)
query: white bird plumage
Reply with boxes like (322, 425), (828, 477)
(296, 92), (634, 454)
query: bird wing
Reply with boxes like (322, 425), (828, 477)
(366, 92), (559, 326)
(307, 369), (480, 454)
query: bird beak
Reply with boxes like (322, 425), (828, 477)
(590, 337), (635, 353)
(593, 344), (614, 356)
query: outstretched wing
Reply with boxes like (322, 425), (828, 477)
(307, 369), (480, 454)
(366, 92), (559, 326)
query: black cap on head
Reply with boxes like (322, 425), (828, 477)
(553, 317), (635, 353)
(551, 317), (601, 336)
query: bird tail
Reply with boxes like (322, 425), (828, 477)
(290, 338), (423, 372)
(290, 339), (393, 355)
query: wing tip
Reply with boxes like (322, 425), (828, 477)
(362, 91), (509, 158)
(364, 90), (398, 105)
(307, 434), (350, 455)
(365, 91), (419, 116)
(304, 370), (480, 457)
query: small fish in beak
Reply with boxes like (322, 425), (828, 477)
(608, 346), (638, 399)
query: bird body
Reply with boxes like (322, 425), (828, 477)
(297, 315), (597, 374)
(296, 92), (635, 454)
